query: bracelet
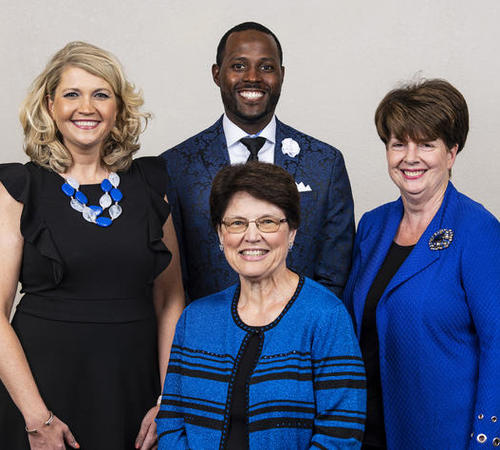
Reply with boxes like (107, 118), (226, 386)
(25, 411), (54, 434)
(156, 395), (162, 406)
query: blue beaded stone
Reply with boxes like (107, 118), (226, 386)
(89, 205), (103, 215)
(75, 190), (88, 205)
(61, 183), (75, 197)
(110, 188), (123, 202)
(101, 178), (113, 192)
(96, 216), (112, 227)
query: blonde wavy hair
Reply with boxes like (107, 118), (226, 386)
(20, 41), (150, 173)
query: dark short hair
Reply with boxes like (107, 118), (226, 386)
(210, 162), (300, 230)
(375, 79), (469, 153)
(216, 21), (283, 66)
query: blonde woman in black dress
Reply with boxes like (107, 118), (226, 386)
(0, 42), (184, 449)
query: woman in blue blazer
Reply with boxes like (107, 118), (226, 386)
(343, 79), (500, 449)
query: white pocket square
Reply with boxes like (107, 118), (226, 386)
(296, 181), (312, 192)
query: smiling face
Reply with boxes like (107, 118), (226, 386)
(212, 30), (284, 134)
(386, 136), (457, 205)
(217, 191), (296, 282)
(48, 66), (118, 157)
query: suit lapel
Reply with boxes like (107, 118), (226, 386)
(199, 117), (231, 180)
(379, 183), (457, 306)
(274, 118), (300, 180)
(200, 117), (305, 180)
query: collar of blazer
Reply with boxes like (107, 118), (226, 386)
(199, 116), (303, 181)
(352, 182), (458, 335)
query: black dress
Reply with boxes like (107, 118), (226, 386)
(360, 242), (414, 450)
(0, 157), (171, 449)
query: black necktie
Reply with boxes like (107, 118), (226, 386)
(240, 137), (266, 162)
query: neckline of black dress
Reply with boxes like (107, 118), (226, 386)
(391, 241), (416, 250)
(231, 275), (304, 333)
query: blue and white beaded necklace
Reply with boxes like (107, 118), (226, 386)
(61, 172), (123, 227)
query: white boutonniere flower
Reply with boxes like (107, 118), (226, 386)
(281, 138), (300, 158)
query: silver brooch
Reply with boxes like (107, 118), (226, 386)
(428, 228), (454, 251)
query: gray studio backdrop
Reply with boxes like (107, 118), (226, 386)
(1, 0), (499, 224)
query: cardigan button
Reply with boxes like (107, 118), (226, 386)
(479, 414), (484, 420)
(493, 438), (500, 447)
(476, 434), (487, 444)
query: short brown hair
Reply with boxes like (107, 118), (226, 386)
(375, 79), (469, 153)
(210, 162), (300, 230)
(20, 41), (150, 173)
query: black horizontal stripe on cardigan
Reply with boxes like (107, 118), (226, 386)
(249, 417), (314, 432)
(316, 414), (366, 425)
(261, 349), (311, 358)
(249, 369), (365, 384)
(314, 378), (367, 390)
(157, 410), (223, 430)
(163, 398), (225, 416)
(158, 426), (184, 438)
(249, 404), (315, 417)
(315, 361), (365, 370)
(253, 363), (312, 375)
(311, 355), (364, 364)
(314, 371), (366, 379)
(259, 352), (311, 363)
(249, 398), (314, 409)
(167, 364), (231, 383)
(168, 357), (233, 374)
(315, 425), (364, 442)
(163, 392), (226, 407)
(171, 344), (235, 362)
(250, 370), (313, 384)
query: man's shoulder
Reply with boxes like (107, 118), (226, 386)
(160, 117), (223, 161)
(277, 119), (342, 159)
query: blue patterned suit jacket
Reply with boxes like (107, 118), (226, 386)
(161, 117), (354, 301)
(343, 182), (500, 449)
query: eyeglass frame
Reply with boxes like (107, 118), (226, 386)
(220, 216), (288, 234)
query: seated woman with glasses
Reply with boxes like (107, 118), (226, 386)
(156, 161), (366, 449)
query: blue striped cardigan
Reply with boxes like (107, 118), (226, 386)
(157, 276), (366, 449)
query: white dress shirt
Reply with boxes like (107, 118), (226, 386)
(222, 115), (276, 165)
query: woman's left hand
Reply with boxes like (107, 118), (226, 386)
(135, 405), (159, 449)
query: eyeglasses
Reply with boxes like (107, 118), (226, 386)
(221, 216), (288, 234)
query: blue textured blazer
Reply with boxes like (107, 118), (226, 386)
(343, 182), (500, 449)
(161, 117), (354, 301)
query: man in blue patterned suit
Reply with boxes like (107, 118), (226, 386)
(161, 22), (354, 301)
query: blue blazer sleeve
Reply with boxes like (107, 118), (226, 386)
(342, 212), (366, 332)
(315, 151), (355, 298)
(464, 213), (500, 447)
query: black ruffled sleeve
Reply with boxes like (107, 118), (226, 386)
(0, 162), (64, 290)
(0, 163), (30, 203)
(133, 157), (172, 279)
